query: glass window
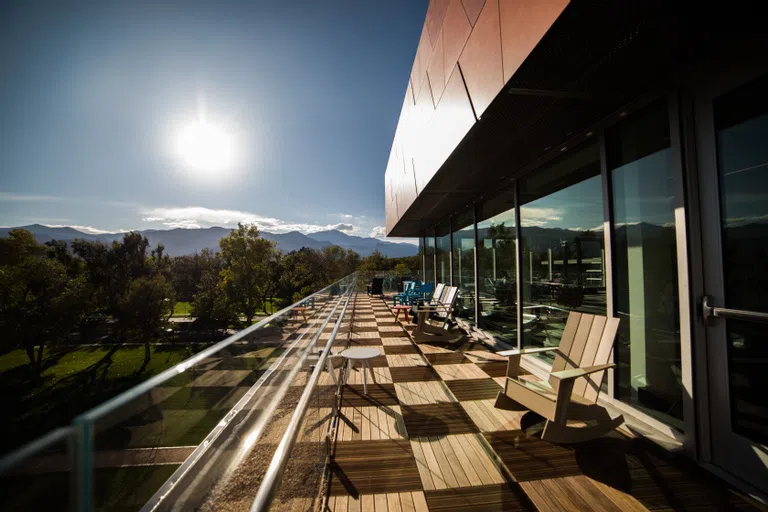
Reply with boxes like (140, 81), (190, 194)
(452, 207), (475, 323)
(477, 191), (518, 346)
(520, 143), (605, 361)
(714, 74), (768, 444)
(436, 220), (451, 285)
(423, 235), (435, 285)
(607, 99), (683, 428)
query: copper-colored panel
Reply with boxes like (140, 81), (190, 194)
(426, 0), (451, 47)
(411, 24), (433, 100)
(462, 0), (486, 26)
(415, 66), (476, 193)
(458, 0), (503, 117)
(499, 0), (568, 83)
(442, 0), (473, 84)
(427, 31), (446, 105)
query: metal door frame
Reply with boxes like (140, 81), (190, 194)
(689, 39), (768, 491)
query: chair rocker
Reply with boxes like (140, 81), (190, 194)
(412, 286), (460, 343)
(494, 311), (624, 443)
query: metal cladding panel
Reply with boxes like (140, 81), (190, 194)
(427, 30), (446, 104)
(499, 0), (569, 83)
(426, 66), (477, 185)
(442, 0), (473, 84)
(457, 0), (504, 117)
(412, 74), (437, 193)
(462, 0), (487, 26)
(425, 0), (451, 47)
(411, 25), (433, 100)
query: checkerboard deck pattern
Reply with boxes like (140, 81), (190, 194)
(326, 293), (759, 512)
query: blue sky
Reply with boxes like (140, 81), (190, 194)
(0, 0), (427, 242)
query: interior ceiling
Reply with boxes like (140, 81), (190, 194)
(389, 1), (753, 237)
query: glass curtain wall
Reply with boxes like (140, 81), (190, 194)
(714, 75), (768, 443)
(476, 191), (518, 346)
(519, 143), (606, 359)
(607, 99), (683, 428)
(435, 220), (451, 285)
(452, 207), (476, 323)
(423, 235), (435, 285)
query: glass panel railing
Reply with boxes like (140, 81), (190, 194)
(0, 273), (357, 512)
(0, 427), (72, 511)
(249, 278), (354, 512)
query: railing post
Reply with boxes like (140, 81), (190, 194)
(73, 416), (94, 512)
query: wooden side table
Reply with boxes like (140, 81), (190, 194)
(341, 347), (380, 394)
(393, 304), (411, 323)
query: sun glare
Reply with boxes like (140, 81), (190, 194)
(175, 120), (236, 173)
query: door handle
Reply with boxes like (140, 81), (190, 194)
(702, 295), (768, 324)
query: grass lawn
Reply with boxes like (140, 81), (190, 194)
(0, 344), (199, 454)
(0, 464), (180, 512)
(172, 301), (192, 317)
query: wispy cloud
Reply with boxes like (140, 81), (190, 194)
(519, 206), (562, 227)
(141, 206), (356, 234)
(0, 192), (65, 202)
(45, 224), (125, 235)
(369, 226), (386, 238)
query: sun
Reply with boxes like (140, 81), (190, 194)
(175, 120), (235, 173)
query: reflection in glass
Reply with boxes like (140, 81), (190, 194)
(476, 191), (518, 346)
(608, 99), (682, 428)
(436, 221), (451, 284)
(715, 74), (768, 444)
(452, 207), (475, 323)
(520, 143), (606, 361)
(423, 235), (435, 285)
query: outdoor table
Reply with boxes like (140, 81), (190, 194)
(393, 304), (411, 322)
(293, 306), (309, 322)
(341, 347), (380, 394)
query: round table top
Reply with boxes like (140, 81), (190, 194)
(341, 347), (381, 360)
(394, 304), (411, 309)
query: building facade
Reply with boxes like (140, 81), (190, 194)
(385, 0), (768, 495)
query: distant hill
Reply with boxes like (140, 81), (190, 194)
(0, 224), (417, 258)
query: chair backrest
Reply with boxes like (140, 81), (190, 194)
(432, 283), (445, 302)
(548, 311), (619, 403)
(403, 281), (415, 294)
(435, 286), (459, 322)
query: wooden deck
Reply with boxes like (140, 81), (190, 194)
(324, 294), (761, 512)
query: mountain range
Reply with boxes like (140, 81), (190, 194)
(0, 224), (418, 258)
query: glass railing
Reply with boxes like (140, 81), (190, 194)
(0, 273), (357, 512)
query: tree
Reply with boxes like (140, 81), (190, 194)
(170, 249), (222, 303)
(393, 262), (411, 276)
(0, 234), (88, 373)
(118, 274), (174, 368)
(191, 270), (237, 331)
(219, 223), (277, 324)
(359, 250), (388, 271)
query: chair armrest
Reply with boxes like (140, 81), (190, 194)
(497, 346), (559, 357)
(550, 363), (615, 382)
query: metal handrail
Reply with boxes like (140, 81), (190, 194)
(702, 295), (768, 324)
(75, 278), (348, 425)
(67, 272), (356, 512)
(140, 297), (339, 512)
(249, 277), (355, 512)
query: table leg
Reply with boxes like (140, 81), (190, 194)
(344, 359), (353, 385)
(403, 309), (409, 322)
(327, 356), (338, 385)
(362, 361), (368, 395)
(394, 309), (400, 322)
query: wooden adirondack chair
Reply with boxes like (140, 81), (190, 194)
(494, 312), (624, 443)
(412, 285), (460, 343)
